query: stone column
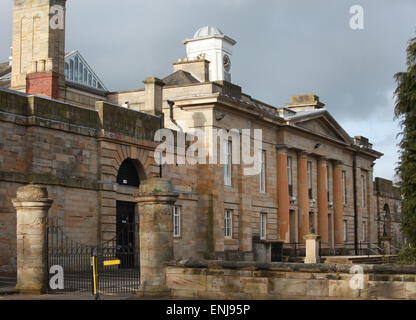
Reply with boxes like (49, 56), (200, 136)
(317, 158), (329, 243)
(135, 178), (178, 296)
(277, 147), (290, 242)
(12, 185), (53, 294)
(333, 162), (344, 245)
(304, 234), (321, 264)
(297, 151), (310, 241)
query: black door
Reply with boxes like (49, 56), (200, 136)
(116, 201), (136, 268)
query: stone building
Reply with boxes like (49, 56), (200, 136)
(373, 177), (403, 247)
(0, 0), (400, 273)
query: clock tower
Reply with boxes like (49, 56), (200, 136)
(183, 26), (236, 83)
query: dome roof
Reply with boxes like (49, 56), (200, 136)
(193, 26), (224, 39)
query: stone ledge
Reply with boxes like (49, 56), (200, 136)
(167, 260), (416, 275)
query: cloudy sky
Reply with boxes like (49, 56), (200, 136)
(1, 0), (415, 181)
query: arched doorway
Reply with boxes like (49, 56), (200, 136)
(116, 158), (143, 268)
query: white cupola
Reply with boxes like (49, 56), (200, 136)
(183, 26), (236, 83)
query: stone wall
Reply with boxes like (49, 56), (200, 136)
(0, 88), (162, 272)
(166, 261), (416, 300)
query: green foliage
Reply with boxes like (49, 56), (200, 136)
(394, 36), (416, 248)
(397, 247), (416, 265)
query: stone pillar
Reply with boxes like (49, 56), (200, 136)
(277, 147), (290, 242)
(12, 185), (53, 294)
(333, 162), (344, 245)
(135, 178), (178, 296)
(381, 236), (392, 255)
(297, 151), (310, 241)
(304, 234), (321, 264)
(317, 158), (329, 243)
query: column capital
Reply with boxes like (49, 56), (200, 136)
(332, 159), (345, 167)
(275, 144), (289, 153)
(297, 150), (310, 158)
(317, 156), (328, 164)
(135, 178), (178, 205)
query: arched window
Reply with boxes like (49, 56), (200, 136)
(117, 159), (140, 187)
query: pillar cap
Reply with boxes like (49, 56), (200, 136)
(304, 234), (321, 240)
(12, 185), (53, 209)
(135, 178), (178, 205)
(13, 184), (51, 202)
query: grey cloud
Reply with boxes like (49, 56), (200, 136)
(0, 0), (415, 179)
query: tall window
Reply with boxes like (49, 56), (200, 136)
(260, 213), (267, 240)
(362, 220), (367, 242)
(307, 161), (313, 199)
(342, 171), (347, 205)
(224, 141), (232, 186)
(173, 206), (181, 238)
(287, 156), (293, 196)
(343, 220), (347, 242)
(361, 175), (366, 208)
(327, 166), (330, 202)
(224, 210), (233, 238)
(260, 151), (266, 193)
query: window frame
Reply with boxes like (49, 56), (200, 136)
(307, 161), (313, 199)
(342, 171), (347, 205)
(287, 156), (293, 196)
(260, 150), (266, 193)
(173, 206), (181, 238)
(224, 140), (232, 186)
(343, 220), (347, 242)
(260, 212), (267, 240)
(224, 210), (233, 239)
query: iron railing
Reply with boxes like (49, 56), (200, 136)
(46, 218), (140, 295)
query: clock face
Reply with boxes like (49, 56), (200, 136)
(223, 54), (231, 73)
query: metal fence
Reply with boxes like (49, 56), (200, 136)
(46, 218), (140, 295)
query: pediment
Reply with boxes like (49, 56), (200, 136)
(290, 112), (352, 143)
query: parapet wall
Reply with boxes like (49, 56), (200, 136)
(166, 261), (416, 300)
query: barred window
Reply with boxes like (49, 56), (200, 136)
(260, 213), (267, 240)
(173, 206), (181, 238)
(224, 210), (232, 238)
(307, 161), (313, 199)
(287, 156), (292, 196)
(342, 171), (347, 205)
(260, 151), (266, 193)
(224, 141), (232, 186)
